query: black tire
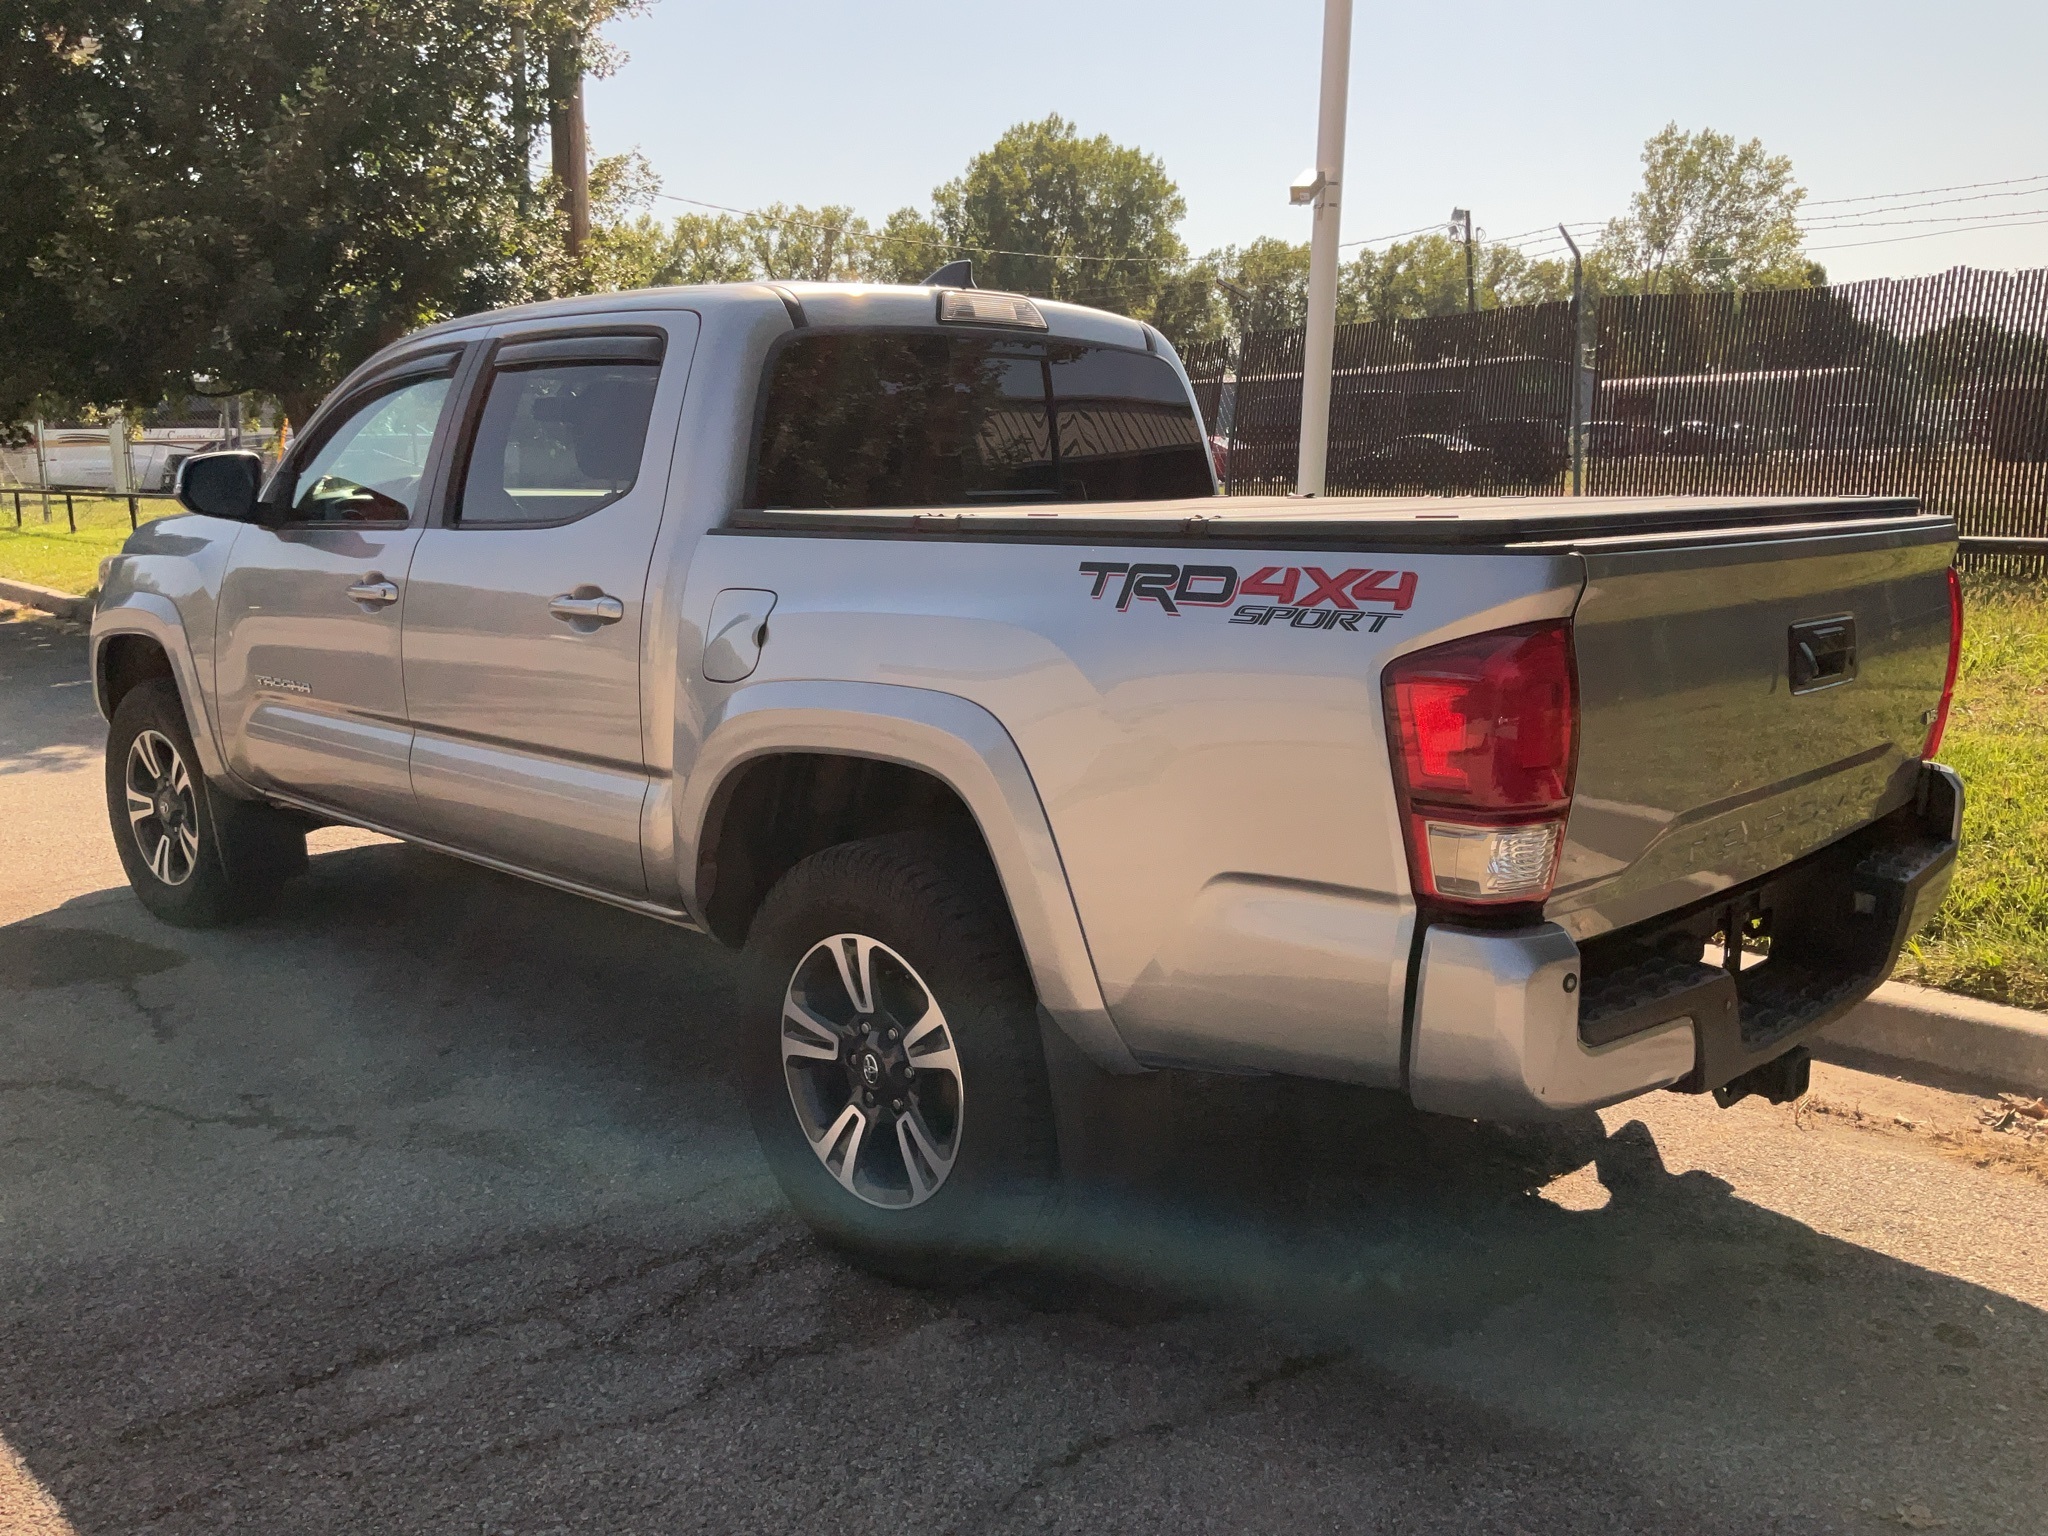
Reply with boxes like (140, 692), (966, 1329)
(105, 679), (306, 927)
(741, 831), (1058, 1284)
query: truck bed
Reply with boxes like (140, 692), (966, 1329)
(710, 490), (1958, 1086)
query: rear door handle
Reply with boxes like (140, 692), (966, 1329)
(549, 591), (625, 626)
(345, 579), (400, 608)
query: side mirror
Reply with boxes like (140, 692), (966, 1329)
(174, 450), (266, 522)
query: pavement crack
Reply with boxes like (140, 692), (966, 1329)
(994, 1347), (1352, 1512)
(441, 1233), (923, 1476)
(120, 975), (177, 1043)
(109, 1216), (791, 1452)
(0, 1077), (355, 1141)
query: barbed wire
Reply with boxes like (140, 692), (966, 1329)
(1806, 215), (2048, 252)
(1804, 171), (2048, 207)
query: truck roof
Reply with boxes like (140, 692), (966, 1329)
(397, 281), (1158, 354)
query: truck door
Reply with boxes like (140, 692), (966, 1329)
(213, 349), (466, 825)
(399, 316), (697, 896)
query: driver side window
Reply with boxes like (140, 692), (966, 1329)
(289, 376), (451, 524)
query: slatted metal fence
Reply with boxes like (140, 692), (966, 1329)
(1180, 265), (2048, 567)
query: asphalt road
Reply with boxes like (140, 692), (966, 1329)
(2, 604), (2044, 1535)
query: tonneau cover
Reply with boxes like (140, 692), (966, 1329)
(725, 494), (1939, 549)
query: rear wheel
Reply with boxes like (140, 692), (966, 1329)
(741, 832), (1058, 1284)
(105, 680), (305, 927)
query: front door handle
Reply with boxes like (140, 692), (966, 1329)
(549, 591), (625, 627)
(346, 579), (400, 608)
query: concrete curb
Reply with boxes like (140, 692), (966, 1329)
(0, 579), (93, 622)
(1820, 980), (2048, 1097)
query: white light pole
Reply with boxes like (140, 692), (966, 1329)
(1293, 0), (1354, 497)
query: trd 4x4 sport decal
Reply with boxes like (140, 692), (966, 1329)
(1077, 561), (1417, 633)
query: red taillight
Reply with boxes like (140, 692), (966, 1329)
(1922, 567), (1963, 760)
(1383, 621), (1578, 908)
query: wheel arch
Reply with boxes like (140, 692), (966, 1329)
(90, 597), (230, 781)
(679, 680), (1138, 1074)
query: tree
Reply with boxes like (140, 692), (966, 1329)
(573, 115), (1205, 335)
(1348, 233), (1572, 322)
(1597, 123), (1823, 295)
(1177, 232), (1574, 349)
(929, 115), (1189, 323)
(588, 195), (946, 291)
(0, 0), (631, 427)
(1203, 238), (1311, 338)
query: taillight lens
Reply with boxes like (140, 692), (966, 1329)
(1921, 566), (1963, 760)
(1383, 621), (1578, 908)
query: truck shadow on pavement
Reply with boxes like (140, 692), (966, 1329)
(2, 836), (2043, 1534)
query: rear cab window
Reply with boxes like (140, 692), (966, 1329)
(452, 332), (666, 528)
(750, 331), (1213, 509)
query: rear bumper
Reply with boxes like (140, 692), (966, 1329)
(1408, 761), (1962, 1122)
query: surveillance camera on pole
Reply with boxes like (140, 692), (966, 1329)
(1293, 0), (1354, 498)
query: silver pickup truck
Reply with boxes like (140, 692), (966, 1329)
(91, 280), (1964, 1275)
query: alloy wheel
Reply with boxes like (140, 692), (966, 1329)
(781, 933), (964, 1209)
(124, 729), (200, 887)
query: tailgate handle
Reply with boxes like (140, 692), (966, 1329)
(1789, 617), (1856, 693)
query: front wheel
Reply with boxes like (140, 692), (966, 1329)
(741, 832), (1058, 1283)
(105, 679), (305, 927)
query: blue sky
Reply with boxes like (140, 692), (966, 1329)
(585, 0), (2048, 285)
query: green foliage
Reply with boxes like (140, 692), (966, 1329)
(1187, 232), (1574, 348)
(3, 0), (595, 424)
(930, 114), (1189, 322)
(9, 36), (1839, 426)
(576, 115), (1202, 336)
(1, 13), (109, 430)
(589, 197), (946, 291)
(1200, 238), (1310, 338)
(1350, 233), (1574, 322)
(3, 0), (659, 424)
(1895, 575), (2048, 1010)
(1596, 123), (1822, 295)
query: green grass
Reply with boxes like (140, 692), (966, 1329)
(1895, 574), (2048, 1010)
(0, 494), (171, 594)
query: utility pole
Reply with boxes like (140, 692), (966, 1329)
(1451, 207), (1476, 314)
(1560, 225), (1588, 495)
(511, 19), (532, 218)
(1290, 0), (1353, 498)
(548, 33), (590, 259)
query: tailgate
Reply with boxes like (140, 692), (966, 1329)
(1550, 517), (1955, 940)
